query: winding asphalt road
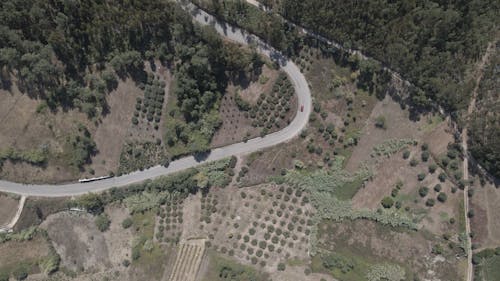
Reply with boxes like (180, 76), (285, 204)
(0, 3), (312, 197)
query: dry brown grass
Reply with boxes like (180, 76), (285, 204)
(0, 194), (18, 226)
(0, 234), (49, 274)
(345, 96), (425, 172)
(470, 181), (500, 249)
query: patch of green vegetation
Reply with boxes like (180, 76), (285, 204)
(458, 198), (466, 233)
(483, 255), (500, 281)
(419, 114), (444, 132)
(131, 211), (155, 239)
(0, 230), (60, 279)
(124, 191), (180, 214)
(95, 213), (111, 232)
(312, 248), (407, 281)
(473, 248), (500, 281)
(202, 250), (269, 281)
(0, 148), (48, 167)
(131, 241), (166, 280)
(0, 227), (37, 244)
(371, 139), (417, 158)
(62, 125), (97, 169)
(118, 141), (166, 175)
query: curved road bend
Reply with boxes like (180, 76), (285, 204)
(0, 4), (312, 198)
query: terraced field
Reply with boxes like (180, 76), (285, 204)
(168, 238), (206, 281)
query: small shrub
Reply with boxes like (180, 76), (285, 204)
(95, 213), (111, 232)
(381, 197), (394, 208)
(429, 163), (437, 173)
(467, 210), (475, 218)
(277, 263), (286, 271)
(122, 217), (133, 229)
(426, 199), (435, 207)
(410, 158), (419, 166)
(403, 150), (410, 159)
(419, 186), (429, 197)
(437, 192), (447, 202)
(12, 265), (28, 281)
(417, 173), (426, 181)
(421, 151), (430, 162)
(438, 172), (447, 182)
(375, 115), (387, 129)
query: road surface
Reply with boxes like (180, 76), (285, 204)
(0, 3), (312, 198)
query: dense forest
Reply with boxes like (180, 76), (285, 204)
(0, 0), (264, 165)
(281, 0), (499, 113)
(469, 42), (499, 179)
(0, 0), (185, 114)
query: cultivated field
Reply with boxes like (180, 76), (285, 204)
(168, 239), (206, 281)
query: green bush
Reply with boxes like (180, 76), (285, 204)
(426, 199), (435, 207)
(429, 163), (437, 173)
(132, 246), (141, 260)
(417, 173), (426, 181)
(0, 271), (9, 281)
(12, 264), (28, 280)
(95, 213), (111, 232)
(419, 187), (429, 197)
(277, 263), (286, 271)
(403, 150), (410, 159)
(122, 218), (133, 229)
(438, 172), (447, 182)
(375, 115), (387, 129)
(421, 151), (430, 162)
(437, 192), (447, 202)
(381, 197), (394, 208)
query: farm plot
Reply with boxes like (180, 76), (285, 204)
(198, 183), (315, 271)
(155, 196), (184, 245)
(168, 238), (206, 281)
(212, 71), (297, 147)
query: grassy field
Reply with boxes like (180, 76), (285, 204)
(482, 255), (500, 281)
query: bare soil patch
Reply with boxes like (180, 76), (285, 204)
(0, 193), (18, 226)
(41, 212), (113, 273)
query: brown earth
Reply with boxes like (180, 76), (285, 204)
(0, 193), (19, 226)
